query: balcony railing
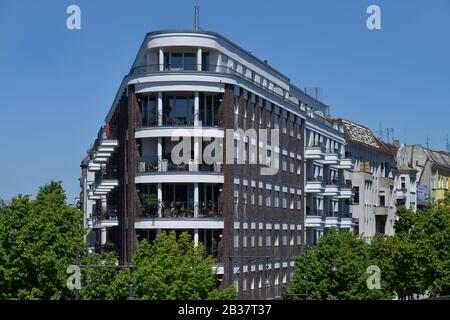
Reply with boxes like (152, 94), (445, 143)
(306, 208), (323, 216)
(92, 205), (119, 222)
(163, 116), (195, 126)
(129, 64), (294, 107)
(157, 201), (221, 218)
(137, 156), (222, 173)
(95, 165), (118, 185)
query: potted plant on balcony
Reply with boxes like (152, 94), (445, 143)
(207, 200), (217, 218)
(140, 193), (159, 218)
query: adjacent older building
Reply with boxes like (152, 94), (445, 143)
(397, 145), (450, 206)
(79, 29), (355, 299)
(328, 119), (397, 241)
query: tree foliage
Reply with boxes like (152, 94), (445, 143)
(284, 228), (392, 300)
(0, 181), (85, 299)
(83, 231), (235, 300)
(372, 194), (450, 298)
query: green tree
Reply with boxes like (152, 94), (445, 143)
(284, 228), (392, 300)
(0, 181), (85, 299)
(105, 231), (235, 300)
(79, 252), (118, 300)
(371, 194), (450, 299)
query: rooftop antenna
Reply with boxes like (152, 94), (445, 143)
(386, 128), (390, 143)
(378, 123), (383, 141)
(426, 135), (430, 149)
(194, 5), (200, 30)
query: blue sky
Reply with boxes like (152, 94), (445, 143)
(0, 0), (449, 202)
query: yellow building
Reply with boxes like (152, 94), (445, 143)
(398, 145), (450, 206)
(432, 167), (450, 201)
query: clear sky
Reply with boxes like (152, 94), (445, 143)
(0, 0), (449, 202)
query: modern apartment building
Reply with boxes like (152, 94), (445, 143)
(397, 145), (450, 206)
(79, 30), (356, 299)
(328, 119), (398, 241)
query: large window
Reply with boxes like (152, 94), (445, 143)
(163, 95), (194, 125)
(199, 94), (221, 126)
(139, 95), (157, 126)
(164, 52), (196, 71)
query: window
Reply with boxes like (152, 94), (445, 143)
(202, 52), (209, 71)
(360, 160), (370, 172)
(289, 119), (295, 137)
(274, 269), (279, 285)
(164, 52), (196, 70)
(290, 230), (295, 245)
(379, 193), (385, 206)
(251, 187), (255, 206)
(282, 230), (287, 245)
(163, 95), (194, 123)
(139, 95), (157, 125)
(282, 192), (287, 209)
(401, 177), (406, 190)
(275, 230), (279, 246)
(274, 191), (279, 208)
(282, 155), (287, 172)
(274, 114), (279, 130)
(251, 230), (255, 247)
(234, 230), (239, 247)
(266, 190), (271, 207)
(297, 123), (301, 140)
(282, 117), (287, 134)
(258, 229), (263, 246)
(258, 189), (262, 207)
(290, 157), (295, 173)
(353, 187), (360, 204)
(200, 94), (220, 126)
(266, 109), (271, 128)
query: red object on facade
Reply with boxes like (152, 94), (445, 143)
(105, 124), (110, 138)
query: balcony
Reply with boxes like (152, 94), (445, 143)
(395, 188), (408, 199)
(92, 126), (119, 163)
(305, 178), (325, 193)
(322, 152), (339, 165)
(91, 206), (119, 228)
(325, 216), (340, 228)
(135, 157), (223, 184)
(129, 64), (292, 106)
(305, 213), (324, 228)
(305, 146), (325, 160)
(137, 156), (222, 174)
(321, 181), (339, 196)
(135, 200), (223, 230)
(337, 187), (353, 199)
(337, 158), (353, 170)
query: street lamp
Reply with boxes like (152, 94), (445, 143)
(127, 266), (135, 300)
